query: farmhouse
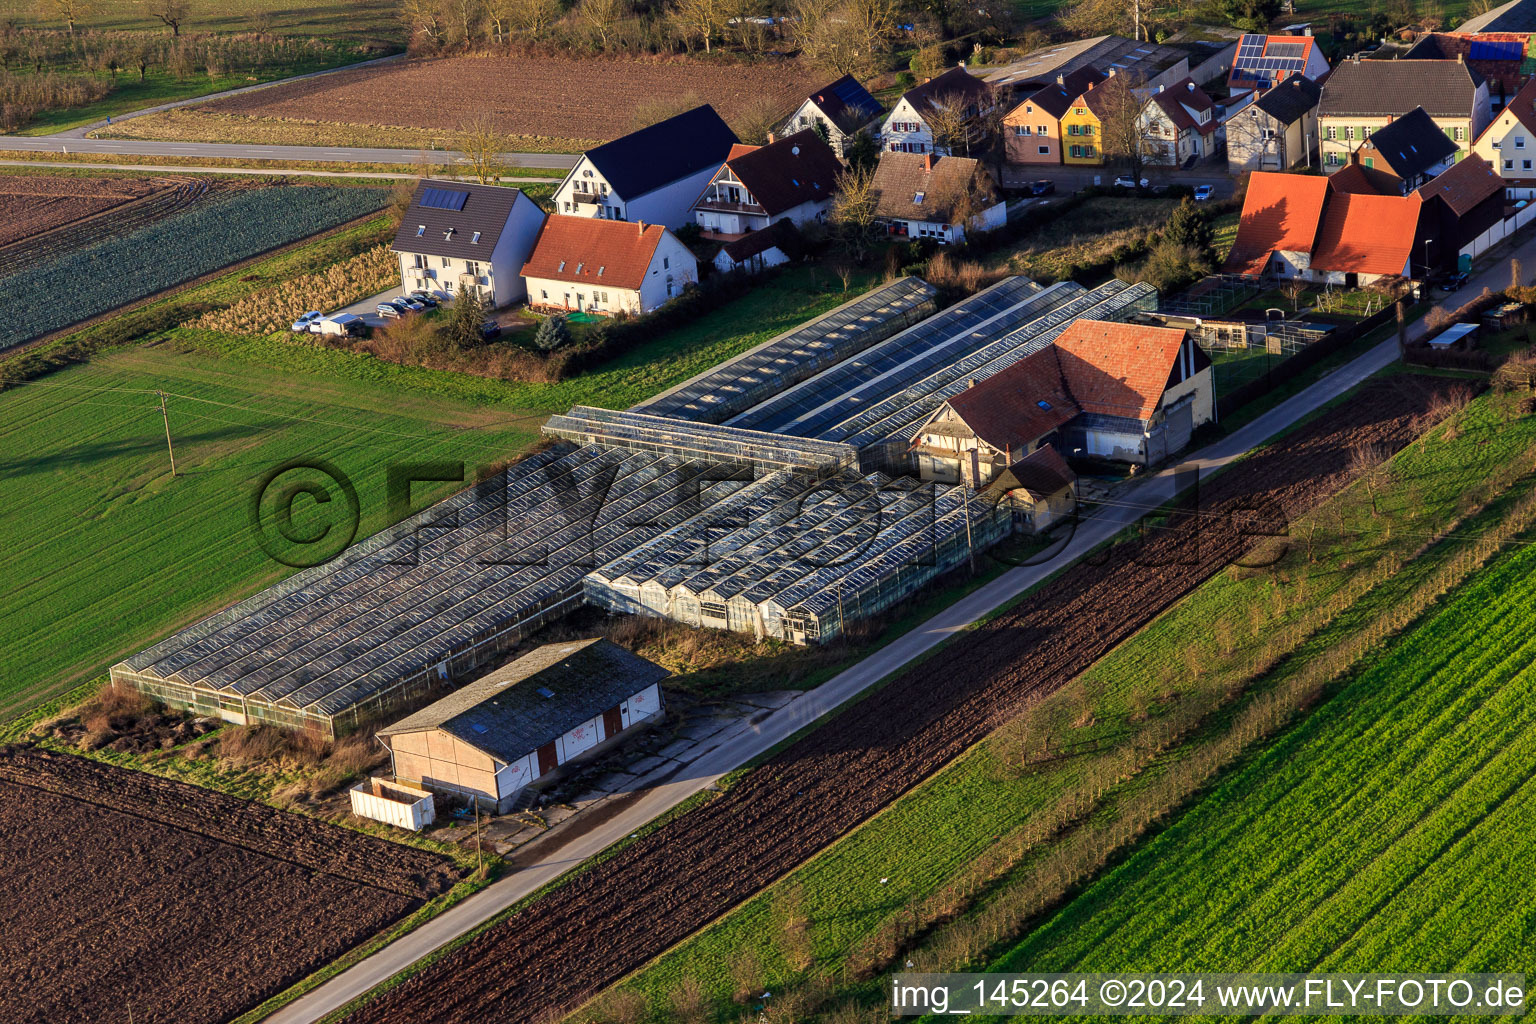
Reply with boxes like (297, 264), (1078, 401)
(871, 152), (1005, 243)
(692, 129), (841, 237)
(1318, 57), (1490, 170)
(881, 66), (994, 156)
(376, 639), (668, 813)
(391, 179), (546, 306)
(552, 105), (739, 228)
(1004, 66), (1105, 166)
(782, 74), (883, 157)
(522, 216), (698, 316)
(1471, 76), (1536, 198)
(1227, 33), (1329, 96)
(1139, 79), (1220, 166)
(1226, 75), (1322, 172)
(1349, 106), (1459, 194)
(912, 319), (1214, 472)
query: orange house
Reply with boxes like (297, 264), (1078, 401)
(1004, 67), (1106, 166)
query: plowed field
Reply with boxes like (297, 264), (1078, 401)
(0, 746), (461, 1024)
(0, 175), (163, 248)
(187, 54), (820, 147)
(344, 375), (1459, 1024)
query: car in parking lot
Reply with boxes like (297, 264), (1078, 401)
(1194, 185), (1215, 201)
(290, 311), (323, 332)
(481, 320), (503, 341)
(376, 301), (410, 319)
(395, 296), (427, 312)
(407, 291), (439, 308)
(1442, 271), (1469, 292)
(1113, 175), (1150, 189)
(1027, 180), (1055, 196)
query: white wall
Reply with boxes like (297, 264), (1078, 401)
(715, 244), (790, 274)
(525, 275), (644, 315)
(882, 97), (939, 154)
(554, 157), (719, 229)
(489, 200), (547, 304)
(637, 232), (699, 310)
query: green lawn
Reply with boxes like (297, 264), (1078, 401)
(0, 262), (878, 723)
(583, 386), (1536, 1021)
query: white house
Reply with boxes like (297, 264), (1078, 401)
(1139, 79), (1219, 166)
(782, 74), (883, 157)
(390, 179), (546, 306)
(693, 129), (842, 237)
(551, 105), (739, 229)
(881, 66), (994, 156)
(521, 215), (699, 316)
(871, 152), (1006, 244)
(712, 220), (800, 274)
(1471, 75), (1536, 198)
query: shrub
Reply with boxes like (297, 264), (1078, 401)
(533, 314), (573, 351)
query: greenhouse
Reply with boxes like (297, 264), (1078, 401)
(113, 442), (752, 735)
(634, 277), (938, 424)
(728, 276), (1047, 436)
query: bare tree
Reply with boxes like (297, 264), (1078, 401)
(831, 164), (882, 263)
(925, 92), (988, 157)
(399, 0), (442, 40)
(149, 0), (189, 35)
(792, 0), (899, 76)
(505, 0), (559, 34)
(40, 0), (93, 35)
(940, 165), (997, 236)
(458, 114), (507, 184)
(669, 0), (729, 52)
(1094, 72), (1155, 184)
(579, 0), (629, 48)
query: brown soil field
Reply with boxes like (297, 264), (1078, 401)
(343, 375), (1460, 1024)
(99, 54), (822, 151)
(0, 746), (462, 1024)
(0, 175), (161, 248)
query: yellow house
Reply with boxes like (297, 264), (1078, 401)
(1060, 86), (1104, 165)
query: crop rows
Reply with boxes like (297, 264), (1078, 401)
(0, 183), (388, 351)
(987, 531), (1536, 990)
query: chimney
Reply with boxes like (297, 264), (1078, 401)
(1458, 52), (1465, 62)
(925, 153), (937, 171)
(968, 378), (977, 388)
(1352, 53), (1361, 63)
(1056, 72), (1065, 85)
(767, 131), (777, 144)
(1158, 83), (1166, 93)
(637, 219), (646, 235)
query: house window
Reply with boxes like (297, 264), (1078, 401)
(541, 289), (548, 299)
(1039, 145), (1050, 155)
(1344, 126), (1354, 140)
(663, 256), (670, 269)
(467, 261), (479, 276)
(1517, 136), (1526, 149)
(1524, 159), (1532, 170)
(1014, 125), (1029, 135)
(563, 201), (572, 212)
(914, 190), (925, 204)
(471, 231), (481, 244)
(441, 256), (451, 268)
(1070, 144), (1081, 158)
(1068, 124), (1079, 136)
(1361, 126), (1371, 138)
(415, 224), (425, 237)
(1506, 159), (1515, 169)
(1327, 125), (1337, 140)
(1456, 126), (1466, 141)
(1037, 124), (1047, 134)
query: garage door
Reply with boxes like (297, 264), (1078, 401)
(1163, 396), (1195, 455)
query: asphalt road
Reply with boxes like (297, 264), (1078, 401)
(1000, 163), (1237, 198)
(0, 135), (580, 169)
(263, 328), (1405, 1024)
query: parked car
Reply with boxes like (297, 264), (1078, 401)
(1113, 175), (1150, 189)
(1443, 271), (1469, 292)
(396, 296), (427, 312)
(290, 310), (323, 332)
(408, 290), (440, 308)
(481, 320), (503, 341)
(1193, 185), (1215, 202)
(1027, 180), (1055, 197)
(376, 301), (407, 319)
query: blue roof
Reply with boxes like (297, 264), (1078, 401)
(582, 105), (739, 201)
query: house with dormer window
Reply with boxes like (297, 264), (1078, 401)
(551, 105), (739, 228)
(390, 179), (546, 306)
(692, 129), (842, 238)
(880, 66), (995, 156)
(521, 216), (698, 316)
(870, 152), (1005, 243)
(1139, 79), (1220, 165)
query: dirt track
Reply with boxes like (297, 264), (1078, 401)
(343, 376), (1457, 1024)
(0, 747), (460, 1024)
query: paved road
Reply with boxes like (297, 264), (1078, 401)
(1001, 163), (1236, 198)
(262, 328), (1405, 1024)
(0, 135), (580, 169)
(0, 159), (557, 182)
(53, 53), (408, 139)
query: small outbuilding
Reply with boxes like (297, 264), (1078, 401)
(376, 638), (669, 813)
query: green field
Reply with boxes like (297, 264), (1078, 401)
(0, 262), (875, 722)
(582, 385), (1536, 1021)
(984, 521), (1536, 987)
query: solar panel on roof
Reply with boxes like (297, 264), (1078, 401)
(421, 187), (469, 211)
(1470, 39), (1523, 60)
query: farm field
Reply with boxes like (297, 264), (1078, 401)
(93, 54), (825, 152)
(0, 0), (400, 44)
(0, 174), (161, 247)
(0, 746), (459, 1024)
(337, 375), (1460, 1024)
(0, 181), (387, 350)
(984, 514), (1536, 986)
(590, 382), (1536, 1019)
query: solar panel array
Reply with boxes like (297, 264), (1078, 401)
(420, 186), (469, 211)
(1470, 39), (1524, 61)
(1233, 34), (1311, 84)
(633, 277), (938, 424)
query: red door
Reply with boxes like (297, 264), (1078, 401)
(603, 706), (623, 739)
(536, 741), (558, 776)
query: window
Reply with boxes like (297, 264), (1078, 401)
(1039, 145), (1050, 155)
(558, 260), (566, 272)
(563, 201), (572, 212)
(471, 231), (481, 244)
(1068, 124), (1079, 136)
(1506, 159), (1515, 169)
(1037, 124), (1047, 134)
(415, 224), (425, 237)
(1364, 157), (1374, 168)
(1493, 139), (1502, 148)
(1456, 126), (1466, 141)
(1345, 126), (1354, 140)
(1517, 136), (1526, 149)
(576, 262), (584, 274)
(1361, 126), (1371, 138)
(541, 289), (548, 299)
(1327, 125), (1337, 140)
(663, 256), (670, 269)
(467, 261), (479, 276)
(598, 266), (605, 276)
(1082, 124), (1093, 136)
(441, 256), (451, 267)
(914, 190), (925, 204)
(1084, 145), (1095, 157)
(1014, 125), (1029, 135)
(1524, 159), (1532, 170)
(1070, 144), (1081, 158)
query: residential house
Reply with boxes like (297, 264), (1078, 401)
(782, 74), (883, 157)
(881, 66), (994, 156)
(377, 639), (668, 814)
(1471, 75), (1536, 197)
(1227, 74), (1323, 172)
(1350, 106), (1459, 193)
(1003, 66), (1105, 166)
(979, 445), (1078, 534)
(1227, 33), (1330, 96)
(871, 152), (1006, 244)
(1059, 76), (1113, 165)
(1403, 33), (1529, 108)
(1223, 170), (1427, 285)
(712, 219), (802, 275)
(1140, 79), (1219, 166)
(391, 179), (546, 306)
(692, 129), (841, 237)
(521, 216), (698, 316)
(1318, 56), (1490, 169)
(1414, 154), (1507, 268)
(551, 105), (739, 228)
(912, 319), (1214, 471)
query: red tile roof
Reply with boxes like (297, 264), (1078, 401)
(1054, 320), (1190, 421)
(942, 351), (1079, 453)
(1415, 153), (1503, 216)
(1327, 161), (1399, 196)
(720, 129), (842, 217)
(1223, 171), (1330, 276)
(1150, 79), (1218, 136)
(1309, 192), (1421, 277)
(521, 215), (670, 290)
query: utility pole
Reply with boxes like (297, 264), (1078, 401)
(964, 449), (978, 574)
(156, 391), (177, 477)
(473, 797), (483, 876)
